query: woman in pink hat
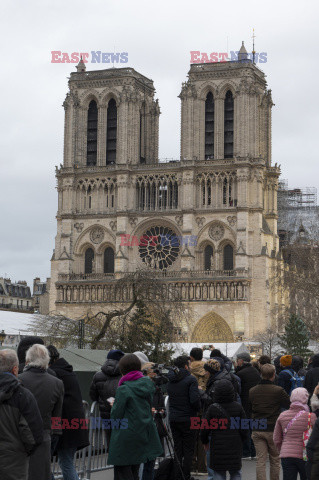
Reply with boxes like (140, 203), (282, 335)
(273, 387), (316, 480)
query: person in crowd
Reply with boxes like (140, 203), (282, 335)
(278, 355), (302, 396)
(310, 384), (319, 417)
(235, 352), (261, 459)
(140, 362), (166, 480)
(292, 356), (307, 378)
(249, 363), (290, 480)
(201, 379), (248, 480)
(189, 347), (208, 390)
(274, 356), (283, 376)
(0, 349), (43, 480)
(252, 360), (261, 373)
(307, 356), (315, 370)
(167, 355), (201, 480)
(17, 336), (56, 375)
(189, 348), (208, 475)
(273, 387), (316, 480)
(209, 348), (232, 372)
(89, 349), (124, 448)
(19, 344), (64, 480)
(107, 354), (163, 480)
(258, 355), (271, 366)
(47, 345), (89, 480)
(304, 354), (319, 398)
(306, 414), (319, 479)
(203, 358), (241, 409)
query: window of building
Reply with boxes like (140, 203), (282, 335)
(224, 91), (234, 159)
(85, 248), (94, 274)
(140, 103), (146, 163)
(87, 100), (98, 166)
(104, 247), (115, 273)
(204, 245), (214, 270)
(106, 99), (117, 164)
(205, 92), (214, 159)
(224, 244), (234, 270)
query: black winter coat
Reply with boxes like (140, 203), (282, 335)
(306, 417), (319, 480)
(167, 368), (200, 422)
(200, 379), (248, 472)
(89, 359), (121, 419)
(50, 358), (89, 451)
(305, 367), (319, 398)
(19, 366), (64, 433)
(235, 363), (261, 415)
(0, 373), (43, 480)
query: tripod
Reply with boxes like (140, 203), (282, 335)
(161, 421), (187, 480)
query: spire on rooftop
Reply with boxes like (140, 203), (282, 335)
(76, 56), (86, 72)
(238, 41), (248, 62)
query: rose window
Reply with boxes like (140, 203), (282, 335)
(139, 226), (180, 270)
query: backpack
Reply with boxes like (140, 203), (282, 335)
(285, 369), (304, 395)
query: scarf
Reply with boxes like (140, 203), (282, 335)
(118, 370), (144, 386)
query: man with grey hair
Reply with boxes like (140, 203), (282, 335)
(0, 349), (43, 480)
(19, 344), (64, 480)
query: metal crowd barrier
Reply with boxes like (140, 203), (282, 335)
(51, 400), (113, 479)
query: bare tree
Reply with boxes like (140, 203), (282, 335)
(30, 270), (189, 350)
(250, 327), (282, 360)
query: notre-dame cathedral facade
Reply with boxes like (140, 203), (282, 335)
(49, 48), (283, 342)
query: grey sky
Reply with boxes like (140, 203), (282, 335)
(1, 0), (318, 289)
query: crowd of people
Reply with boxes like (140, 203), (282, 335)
(2, 338), (319, 480)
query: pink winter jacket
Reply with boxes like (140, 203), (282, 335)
(273, 404), (316, 458)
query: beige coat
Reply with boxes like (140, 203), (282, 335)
(190, 360), (208, 389)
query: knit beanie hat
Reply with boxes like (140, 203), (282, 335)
(107, 349), (125, 362)
(133, 351), (149, 365)
(290, 387), (309, 405)
(280, 355), (292, 367)
(204, 359), (221, 374)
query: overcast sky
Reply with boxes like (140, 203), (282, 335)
(1, 0), (319, 289)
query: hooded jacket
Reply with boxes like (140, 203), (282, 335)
(0, 372), (43, 480)
(107, 376), (163, 466)
(90, 358), (122, 419)
(189, 360), (208, 390)
(200, 379), (248, 472)
(50, 358), (89, 451)
(306, 417), (319, 479)
(166, 367), (201, 422)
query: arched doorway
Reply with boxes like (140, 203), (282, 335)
(191, 312), (234, 342)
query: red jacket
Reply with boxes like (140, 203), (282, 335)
(273, 404), (316, 458)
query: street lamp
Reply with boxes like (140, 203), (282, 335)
(0, 330), (6, 346)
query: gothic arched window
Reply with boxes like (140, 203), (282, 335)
(104, 247), (115, 274)
(106, 99), (117, 164)
(85, 248), (94, 274)
(224, 91), (234, 158)
(140, 102), (146, 164)
(204, 245), (214, 270)
(205, 92), (214, 159)
(87, 100), (98, 166)
(223, 244), (234, 270)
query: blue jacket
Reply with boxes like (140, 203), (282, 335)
(167, 368), (200, 422)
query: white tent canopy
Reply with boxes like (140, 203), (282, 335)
(0, 310), (43, 336)
(171, 342), (249, 359)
